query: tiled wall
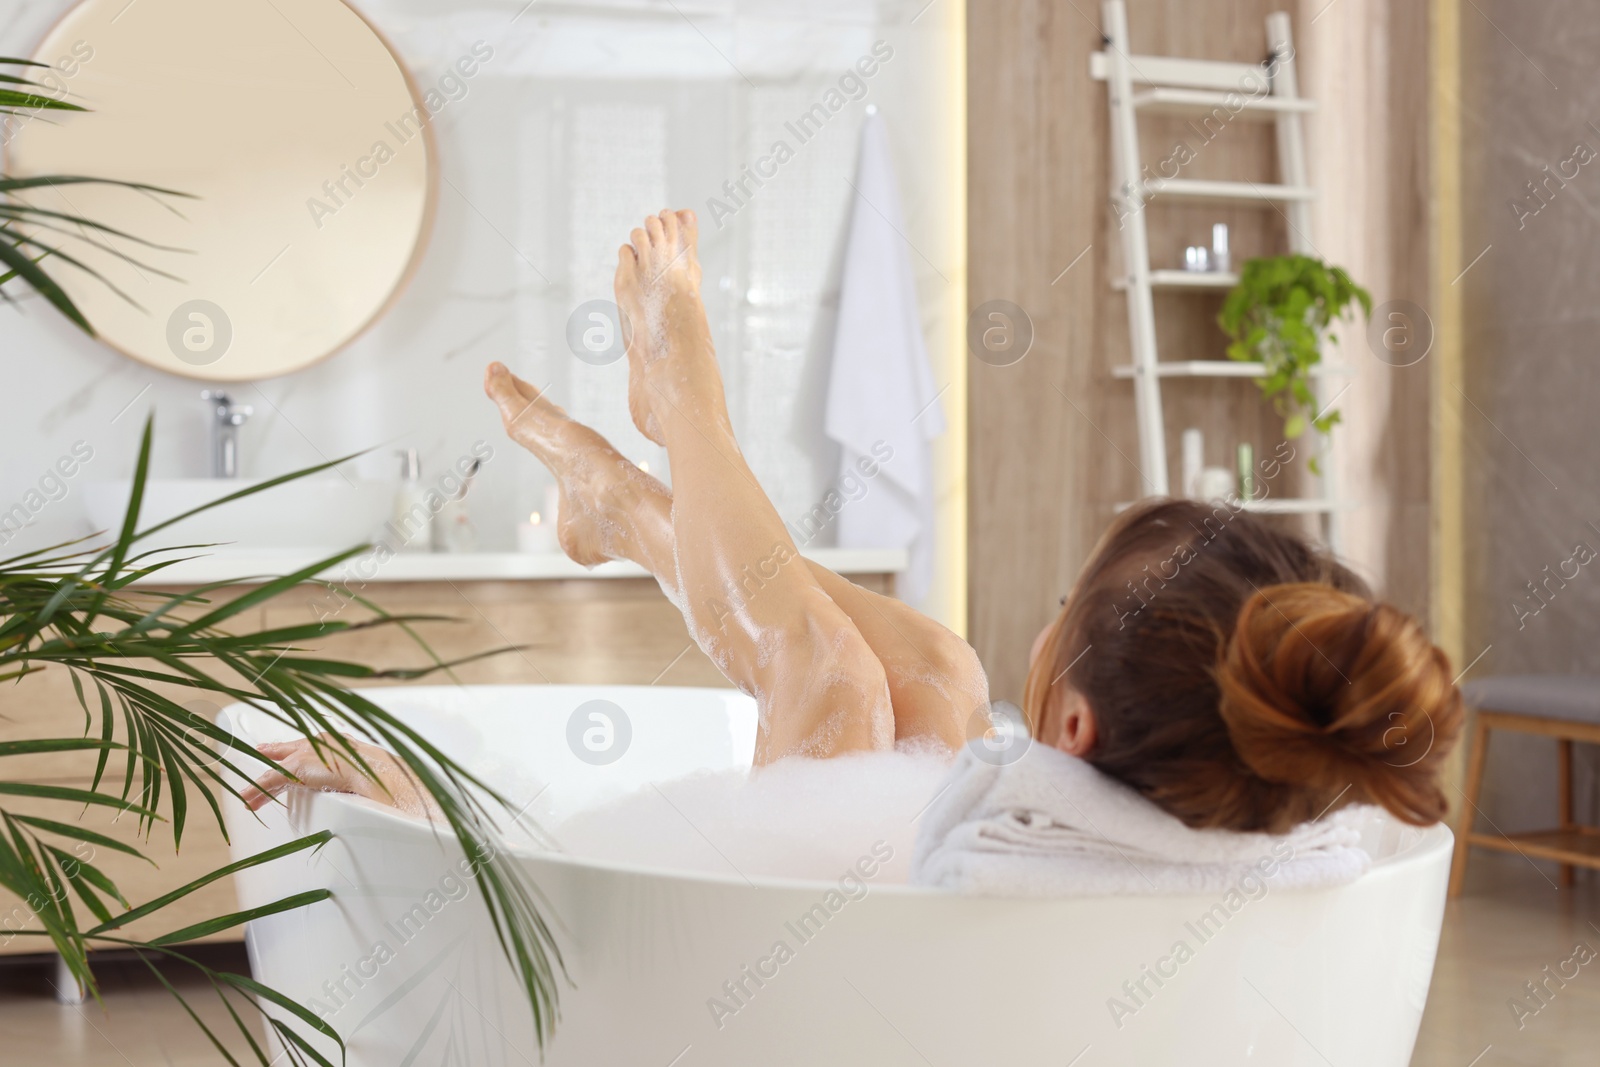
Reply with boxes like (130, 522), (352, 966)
(0, 0), (965, 622)
(1462, 0), (1600, 836)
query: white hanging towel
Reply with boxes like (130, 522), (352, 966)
(825, 109), (946, 605)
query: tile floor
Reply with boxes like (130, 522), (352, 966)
(1409, 856), (1600, 1067)
(0, 943), (262, 1065)
(2, 857), (1595, 1065)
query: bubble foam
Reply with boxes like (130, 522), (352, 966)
(550, 746), (952, 883)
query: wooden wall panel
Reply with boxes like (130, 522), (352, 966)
(967, 0), (1102, 703)
(967, 0), (1433, 700)
(969, 0), (1301, 702)
(1384, 0), (1435, 621)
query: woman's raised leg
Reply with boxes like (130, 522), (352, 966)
(488, 229), (894, 764)
(612, 212), (901, 761)
(484, 362), (981, 752)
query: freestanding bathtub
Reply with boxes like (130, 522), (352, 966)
(221, 684), (1451, 1066)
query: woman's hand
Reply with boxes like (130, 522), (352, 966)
(241, 733), (442, 821)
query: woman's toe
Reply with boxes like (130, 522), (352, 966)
(615, 249), (641, 295)
(484, 363), (515, 402)
(486, 369), (534, 425)
(508, 369), (544, 404)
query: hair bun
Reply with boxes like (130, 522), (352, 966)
(1217, 582), (1463, 826)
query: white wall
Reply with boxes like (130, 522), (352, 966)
(0, 0), (965, 628)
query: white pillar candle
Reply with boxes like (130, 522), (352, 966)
(516, 509), (559, 554)
(544, 483), (561, 529)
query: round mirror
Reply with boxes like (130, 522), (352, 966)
(6, 0), (435, 380)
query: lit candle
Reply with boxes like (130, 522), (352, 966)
(516, 509), (558, 554)
(543, 484), (561, 528)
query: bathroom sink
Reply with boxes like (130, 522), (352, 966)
(84, 477), (394, 552)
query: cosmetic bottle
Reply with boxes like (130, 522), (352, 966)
(1198, 467), (1234, 501)
(1211, 223), (1231, 273)
(1236, 442), (1256, 501)
(1181, 428), (1204, 499)
(433, 459), (480, 553)
(391, 448), (433, 552)
(517, 484), (562, 553)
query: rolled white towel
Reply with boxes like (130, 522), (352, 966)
(911, 727), (1372, 897)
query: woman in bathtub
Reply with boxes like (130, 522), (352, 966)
(246, 209), (1462, 837)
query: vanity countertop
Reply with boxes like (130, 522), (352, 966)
(124, 547), (908, 586)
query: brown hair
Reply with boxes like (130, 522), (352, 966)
(1024, 498), (1462, 834)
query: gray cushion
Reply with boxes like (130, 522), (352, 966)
(1462, 675), (1600, 723)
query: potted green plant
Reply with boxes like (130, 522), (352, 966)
(0, 422), (564, 1061)
(0, 58), (562, 1061)
(1217, 254), (1372, 471)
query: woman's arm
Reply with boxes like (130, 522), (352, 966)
(242, 733), (443, 821)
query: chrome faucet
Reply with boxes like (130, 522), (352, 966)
(200, 390), (253, 478)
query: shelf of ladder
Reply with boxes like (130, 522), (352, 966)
(1131, 86), (1318, 119)
(1112, 270), (1238, 290)
(1111, 361), (1351, 379)
(1095, 2), (1340, 548)
(1089, 51), (1277, 91)
(1140, 178), (1315, 202)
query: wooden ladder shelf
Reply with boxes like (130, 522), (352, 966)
(1092, 1), (1342, 548)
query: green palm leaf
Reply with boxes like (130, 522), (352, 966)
(0, 50), (562, 1057)
(0, 55), (193, 332)
(0, 418), (565, 1059)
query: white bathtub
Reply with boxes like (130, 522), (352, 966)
(221, 684), (1451, 1066)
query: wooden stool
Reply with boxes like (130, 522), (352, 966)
(1448, 675), (1600, 896)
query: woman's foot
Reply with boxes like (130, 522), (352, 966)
(484, 362), (664, 567)
(613, 214), (675, 447)
(613, 209), (726, 442)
